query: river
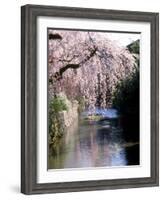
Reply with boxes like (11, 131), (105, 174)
(49, 108), (139, 169)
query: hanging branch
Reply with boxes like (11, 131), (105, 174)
(49, 47), (97, 84)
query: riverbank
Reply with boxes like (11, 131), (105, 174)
(49, 93), (79, 145)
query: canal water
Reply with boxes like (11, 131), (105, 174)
(49, 108), (139, 169)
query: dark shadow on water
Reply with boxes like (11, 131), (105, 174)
(120, 115), (140, 165)
(125, 143), (140, 165)
(121, 115), (139, 142)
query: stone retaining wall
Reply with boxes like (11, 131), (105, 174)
(57, 100), (79, 133)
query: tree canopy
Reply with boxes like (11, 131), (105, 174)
(48, 30), (137, 110)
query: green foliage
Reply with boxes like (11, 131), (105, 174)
(112, 68), (140, 142)
(112, 40), (140, 141)
(112, 67), (139, 116)
(49, 96), (68, 113)
(127, 39), (140, 54)
(49, 95), (68, 141)
(112, 39), (140, 116)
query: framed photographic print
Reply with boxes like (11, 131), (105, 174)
(21, 4), (159, 194)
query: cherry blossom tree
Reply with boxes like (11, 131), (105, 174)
(48, 30), (136, 110)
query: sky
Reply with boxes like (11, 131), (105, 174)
(103, 32), (140, 47)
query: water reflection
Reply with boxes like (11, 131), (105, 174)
(49, 109), (139, 169)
